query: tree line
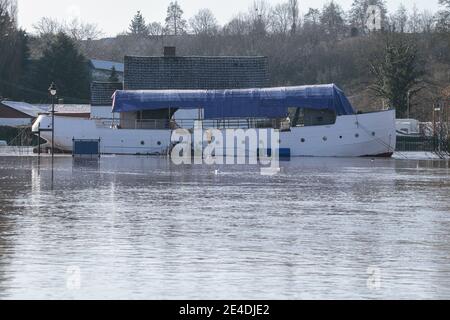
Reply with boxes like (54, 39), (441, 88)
(124, 0), (449, 37)
(1, 0), (450, 119)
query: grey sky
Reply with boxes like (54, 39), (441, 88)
(18, 0), (443, 37)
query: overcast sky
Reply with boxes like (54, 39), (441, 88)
(17, 0), (443, 37)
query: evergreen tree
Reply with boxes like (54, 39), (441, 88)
(30, 32), (91, 103)
(128, 11), (149, 36)
(320, 1), (346, 39)
(108, 66), (119, 82)
(165, 1), (187, 35)
(0, 1), (28, 99)
(436, 0), (450, 31)
(370, 35), (424, 118)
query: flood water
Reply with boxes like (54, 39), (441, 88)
(0, 153), (449, 300)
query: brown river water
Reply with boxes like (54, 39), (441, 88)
(0, 153), (449, 299)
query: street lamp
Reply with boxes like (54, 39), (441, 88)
(48, 82), (57, 159)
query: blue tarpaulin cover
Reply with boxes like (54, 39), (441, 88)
(112, 84), (355, 118)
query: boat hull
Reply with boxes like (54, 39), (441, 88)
(32, 110), (396, 158)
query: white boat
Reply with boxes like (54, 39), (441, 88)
(32, 84), (396, 158)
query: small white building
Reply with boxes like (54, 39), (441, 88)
(396, 119), (420, 136)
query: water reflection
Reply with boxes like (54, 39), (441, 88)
(0, 155), (449, 299)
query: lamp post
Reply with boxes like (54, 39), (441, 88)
(407, 90), (411, 119)
(48, 82), (57, 159)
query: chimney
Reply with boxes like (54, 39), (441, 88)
(164, 46), (176, 57)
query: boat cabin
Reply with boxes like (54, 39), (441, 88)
(111, 84), (355, 131)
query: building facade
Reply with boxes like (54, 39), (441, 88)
(124, 53), (269, 90)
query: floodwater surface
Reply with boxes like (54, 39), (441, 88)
(0, 154), (449, 299)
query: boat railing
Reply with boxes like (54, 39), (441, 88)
(94, 118), (290, 130)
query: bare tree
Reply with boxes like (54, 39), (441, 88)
(189, 9), (219, 35)
(33, 17), (63, 36)
(66, 18), (102, 41)
(270, 3), (291, 35)
(288, 0), (299, 35)
(0, 0), (16, 22)
(248, 0), (271, 35)
(391, 4), (408, 33)
(304, 8), (321, 27)
(408, 4), (420, 33)
(148, 22), (164, 36)
(419, 10), (435, 33)
(165, 1), (187, 35)
(223, 13), (251, 36)
(33, 16), (102, 40)
(436, 0), (450, 31)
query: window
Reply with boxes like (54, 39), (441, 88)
(288, 107), (336, 127)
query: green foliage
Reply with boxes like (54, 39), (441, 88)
(369, 34), (424, 118)
(128, 11), (149, 36)
(108, 66), (119, 82)
(28, 32), (91, 103)
(0, 2), (29, 99)
(320, 1), (346, 39)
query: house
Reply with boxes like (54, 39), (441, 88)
(89, 59), (124, 82)
(0, 101), (90, 128)
(124, 48), (269, 90)
(0, 101), (47, 127)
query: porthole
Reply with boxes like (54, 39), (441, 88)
(323, 136), (328, 142)
(372, 132), (376, 137)
(355, 133), (359, 138)
(157, 141), (162, 146)
(140, 141), (145, 145)
(339, 136), (343, 139)
(301, 138), (305, 143)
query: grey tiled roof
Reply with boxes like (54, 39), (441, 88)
(124, 56), (269, 90)
(91, 82), (123, 106)
(1, 101), (48, 117)
(36, 104), (91, 114)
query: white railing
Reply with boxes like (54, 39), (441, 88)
(94, 118), (290, 130)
